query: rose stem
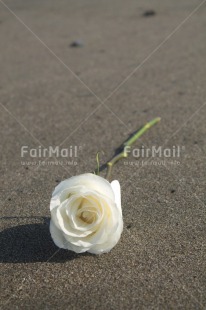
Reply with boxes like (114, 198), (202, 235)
(106, 117), (161, 181)
(96, 152), (100, 175)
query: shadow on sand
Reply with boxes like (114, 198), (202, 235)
(0, 217), (90, 263)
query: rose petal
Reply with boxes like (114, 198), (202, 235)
(51, 173), (115, 205)
(111, 180), (122, 215)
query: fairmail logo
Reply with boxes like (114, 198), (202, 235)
(21, 145), (79, 158)
(124, 145), (184, 158)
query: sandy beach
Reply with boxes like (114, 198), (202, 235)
(1, 0), (206, 309)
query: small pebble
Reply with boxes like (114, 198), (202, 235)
(170, 189), (176, 194)
(126, 224), (132, 229)
(70, 40), (84, 48)
(143, 10), (156, 17)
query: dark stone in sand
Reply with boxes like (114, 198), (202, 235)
(70, 40), (84, 47)
(126, 223), (132, 229)
(143, 10), (156, 17)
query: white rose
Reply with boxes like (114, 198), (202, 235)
(49, 173), (123, 254)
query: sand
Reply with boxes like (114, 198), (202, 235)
(0, 0), (206, 309)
